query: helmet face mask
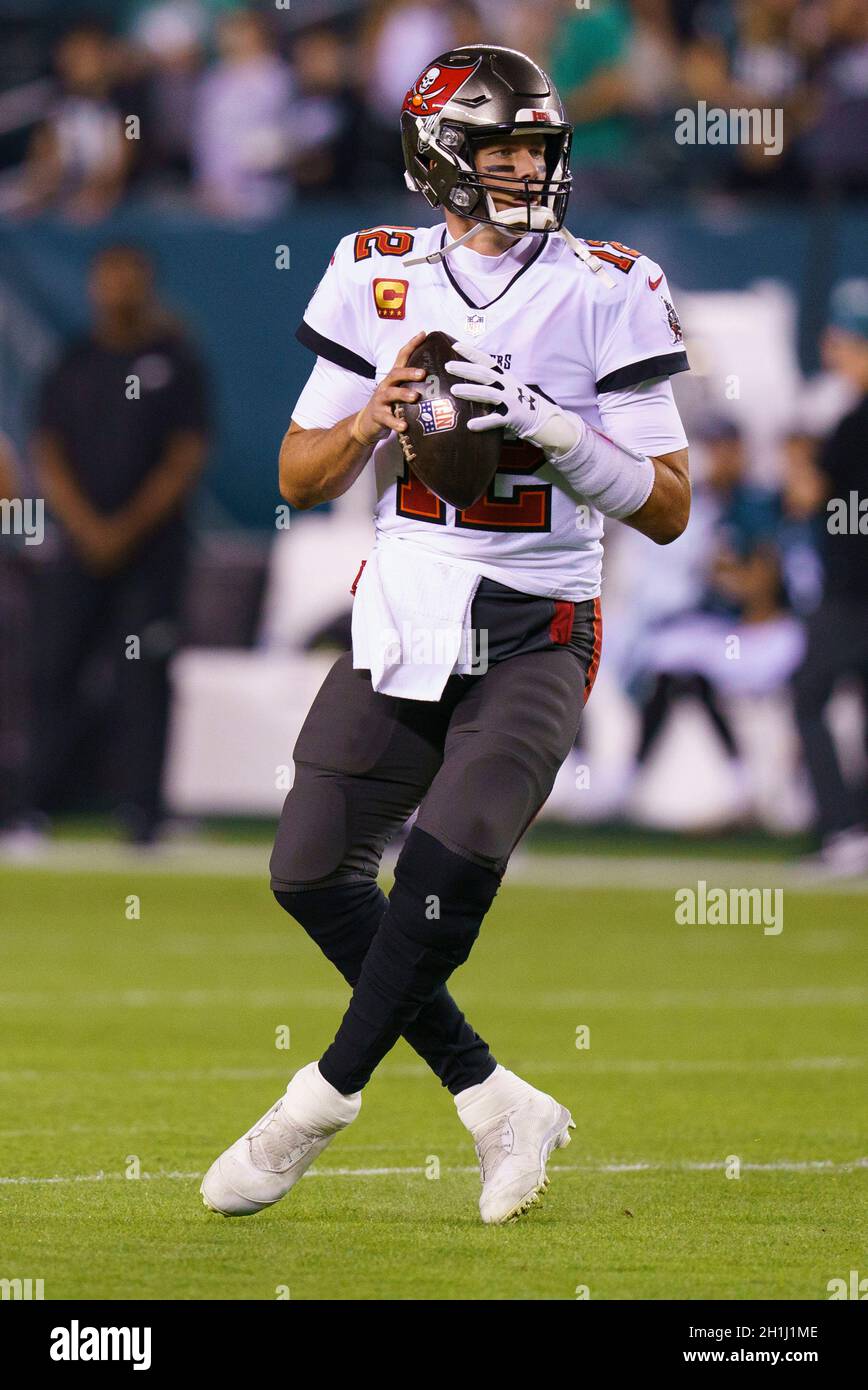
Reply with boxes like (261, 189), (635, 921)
(401, 46), (573, 235)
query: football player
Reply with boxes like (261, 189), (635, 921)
(202, 46), (690, 1224)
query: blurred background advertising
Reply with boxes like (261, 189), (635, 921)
(0, 0), (866, 870)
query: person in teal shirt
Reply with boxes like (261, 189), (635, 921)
(548, 0), (633, 170)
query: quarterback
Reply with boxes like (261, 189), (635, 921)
(202, 46), (690, 1224)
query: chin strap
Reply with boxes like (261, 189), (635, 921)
(403, 205), (616, 287)
(555, 222), (616, 289)
(402, 218), (494, 266)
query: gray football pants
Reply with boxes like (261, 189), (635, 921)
(270, 619), (599, 1090)
(271, 636), (598, 886)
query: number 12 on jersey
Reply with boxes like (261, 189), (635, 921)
(397, 442), (552, 533)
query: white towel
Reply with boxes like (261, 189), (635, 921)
(352, 539), (481, 701)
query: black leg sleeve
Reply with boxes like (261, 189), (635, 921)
(317, 829), (501, 1095)
(274, 876), (496, 1094)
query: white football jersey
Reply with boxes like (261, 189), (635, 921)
(291, 221), (689, 600)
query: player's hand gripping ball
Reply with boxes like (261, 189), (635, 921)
(447, 340), (571, 450)
(391, 331), (503, 509)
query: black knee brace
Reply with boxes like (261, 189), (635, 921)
(385, 826), (501, 981)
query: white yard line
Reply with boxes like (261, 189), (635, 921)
(508, 855), (868, 895)
(2, 840), (867, 892)
(0, 985), (865, 1011)
(0, 1057), (861, 1100)
(377, 1056), (865, 1077)
(2, 1157), (866, 1186)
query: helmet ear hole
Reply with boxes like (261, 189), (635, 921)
(439, 124), (463, 152)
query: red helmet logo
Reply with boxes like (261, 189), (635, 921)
(402, 60), (480, 117)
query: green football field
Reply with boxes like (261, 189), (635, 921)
(1, 853), (866, 1301)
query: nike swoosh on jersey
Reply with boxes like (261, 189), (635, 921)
(647, 274), (663, 291)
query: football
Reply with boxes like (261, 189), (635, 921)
(392, 330), (503, 509)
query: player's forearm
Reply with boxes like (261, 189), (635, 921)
(278, 417), (375, 510)
(448, 344), (690, 543)
(550, 427), (690, 543)
(621, 449), (691, 545)
(280, 334), (427, 510)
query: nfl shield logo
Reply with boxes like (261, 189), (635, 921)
(419, 397), (457, 434)
(465, 312), (486, 337)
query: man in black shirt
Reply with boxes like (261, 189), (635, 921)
(793, 279), (868, 875)
(31, 243), (209, 843)
(0, 435), (32, 844)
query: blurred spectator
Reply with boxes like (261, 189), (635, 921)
(792, 278), (868, 873)
(693, 421), (779, 619)
(619, 422), (804, 815)
(624, 0), (684, 118)
(28, 244), (210, 844)
(288, 28), (363, 198)
(355, 0), (481, 190)
(472, 0), (548, 54)
(192, 8), (293, 219)
(0, 0), (863, 211)
(731, 0), (806, 96)
(0, 433), (33, 844)
(617, 0), (690, 191)
(128, 1), (210, 188)
(547, 0), (634, 194)
(19, 20), (131, 222)
(801, 0), (868, 193)
(0, 432), (18, 502)
(629, 542), (800, 801)
(682, 0), (817, 193)
(774, 432), (825, 616)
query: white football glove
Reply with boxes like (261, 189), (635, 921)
(447, 338), (656, 521)
(446, 339), (581, 456)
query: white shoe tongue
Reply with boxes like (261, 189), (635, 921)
(476, 1117), (514, 1182)
(250, 1121), (314, 1173)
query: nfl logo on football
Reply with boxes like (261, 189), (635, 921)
(419, 397), (457, 434)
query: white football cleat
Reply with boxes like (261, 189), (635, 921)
(200, 1061), (360, 1217)
(456, 1066), (574, 1225)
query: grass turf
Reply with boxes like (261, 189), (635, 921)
(0, 864), (865, 1300)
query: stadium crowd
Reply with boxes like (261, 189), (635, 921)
(0, 0), (866, 871)
(0, 0), (866, 220)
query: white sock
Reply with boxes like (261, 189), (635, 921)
(282, 1061), (361, 1132)
(454, 1065), (534, 1131)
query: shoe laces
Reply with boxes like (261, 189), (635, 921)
(474, 1115), (515, 1186)
(248, 1103), (318, 1174)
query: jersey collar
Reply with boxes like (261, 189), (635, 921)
(437, 225), (550, 312)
